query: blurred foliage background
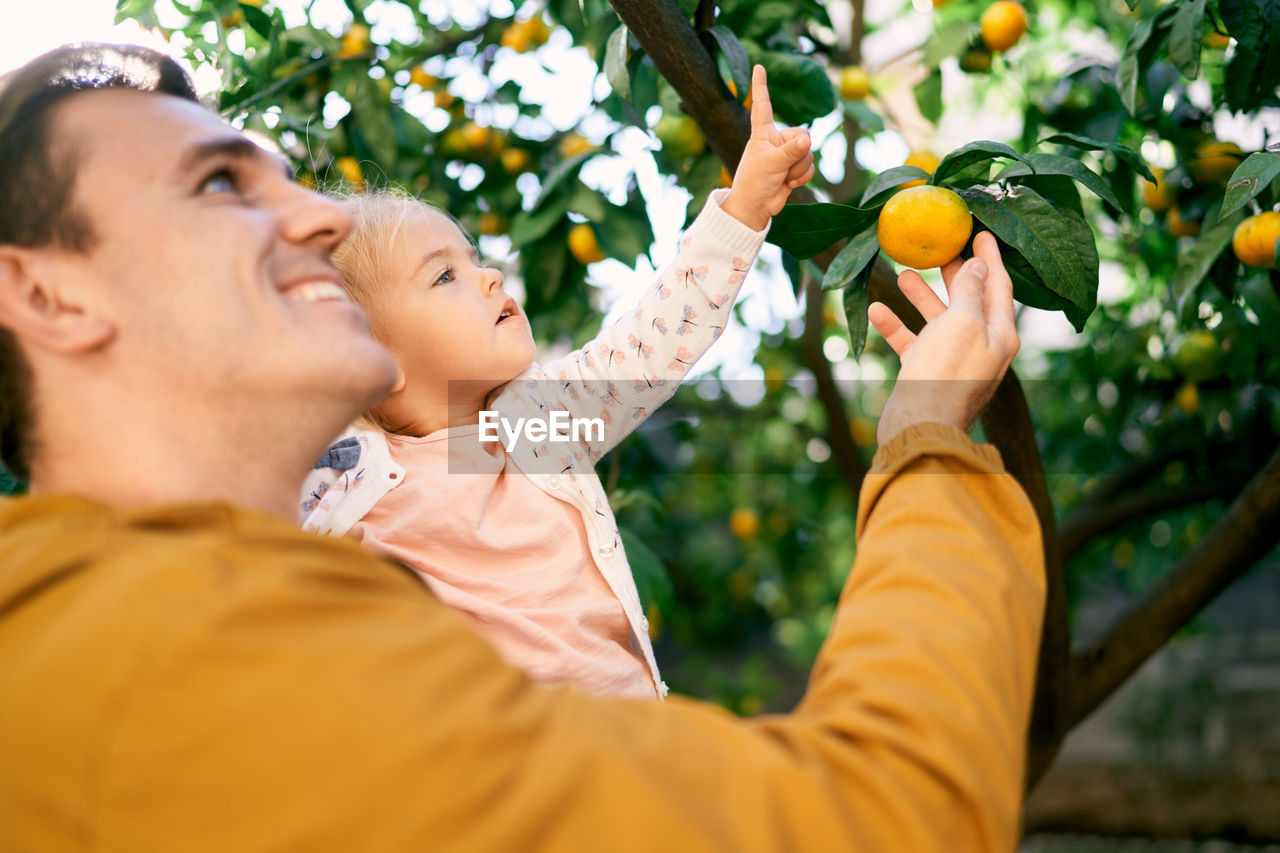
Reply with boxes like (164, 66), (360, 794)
(19, 0), (1280, 838)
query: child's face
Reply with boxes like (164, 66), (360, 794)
(370, 208), (536, 403)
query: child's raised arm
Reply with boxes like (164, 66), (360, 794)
(524, 67), (814, 462)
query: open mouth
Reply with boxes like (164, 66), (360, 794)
(496, 298), (520, 325)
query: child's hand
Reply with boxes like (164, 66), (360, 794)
(720, 65), (814, 231)
(869, 231), (1020, 445)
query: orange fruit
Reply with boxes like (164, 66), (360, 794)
(839, 66), (871, 99)
(500, 21), (531, 52)
(729, 508), (760, 539)
(876, 185), (973, 269)
(433, 90), (455, 109)
(559, 132), (593, 158)
(409, 66), (437, 89)
(339, 24), (371, 58)
(525, 16), (552, 48)
(501, 148), (532, 173)
(726, 79), (753, 109)
(980, 1), (1028, 52)
(1204, 31), (1230, 49)
(1167, 207), (1201, 237)
(719, 165), (734, 188)
(1232, 211), (1280, 269)
(1173, 382), (1200, 416)
(568, 223), (605, 264)
(477, 212), (504, 236)
(901, 150), (940, 189)
(959, 47), (993, 72)
(333, 156), (364, 190)
(1189, 140), (1244, 184)
(460, 122), (493, 153)
(1141, 167), (1175, 213)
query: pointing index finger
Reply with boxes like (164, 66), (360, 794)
(749, 64), (775, 134)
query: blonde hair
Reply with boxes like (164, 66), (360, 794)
(329, 186), (471, 432)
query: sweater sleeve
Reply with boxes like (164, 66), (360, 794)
(98, 425), (1044, 853)
(531, 188), (768, 460)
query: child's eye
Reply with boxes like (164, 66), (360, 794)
(434, 267), (455, 286)
(198, 168), (239, 195)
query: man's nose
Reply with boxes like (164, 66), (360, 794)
(279, 179), (353, 251)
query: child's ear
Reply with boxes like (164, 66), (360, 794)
(0, 246), (115, 355)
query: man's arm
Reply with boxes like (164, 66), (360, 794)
(96, 428), (1042, 852)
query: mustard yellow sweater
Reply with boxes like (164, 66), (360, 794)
(0, 423), (1044, 852)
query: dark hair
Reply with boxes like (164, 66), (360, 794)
(0, 44), (198, 483)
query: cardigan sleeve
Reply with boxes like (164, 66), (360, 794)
(530, 188), (768, 461)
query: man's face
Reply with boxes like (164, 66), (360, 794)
(51, 89), (397, 428)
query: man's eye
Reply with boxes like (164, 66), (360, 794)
(198, 169), (238, 195)
(434, 268), (455, 285)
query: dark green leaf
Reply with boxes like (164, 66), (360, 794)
(1168, 0), (1206, 79)
(859, 166), (931, 206)
(1239, 271), (1280, 331)
(620, 529), (674, 616)
(996, 152), (1123, 213)
(604, 24), (631, 102)
(708, 25), (752, 102)
(566, 179), (609, 223)
(922, 19), (982, 66)
(1039, 133), (1155, 182)
(241, 3), (273, 38)
(1172, 208), (1243, 318)
(822, 225), (879, 290)
(1219, 152), (1280, 221)
(914, 67), (943, 124)
(768, 202), (879, 259)
(959, 186), (1099, 331)
(350, 76), (396, 167)
(931, 140), (1032, 187)
(1118, 4), (1177, 115)
(115, 0), (161, 26)
(843, 263), (874, 359)
(534, 151), (592, 210)
(758, 51), (836, 126)
(844, 99), (884, 134)
(509, 196), (570, 249)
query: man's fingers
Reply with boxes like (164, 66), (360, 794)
(898, 269), (947, 322)
(938, 256), (963, 293)
(947, 256), (989, 317)
(971, 231), (1015, 330)
(749, 65), (776, 134)
(868, 302), (915, 357)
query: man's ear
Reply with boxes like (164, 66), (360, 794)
(0, 246), (115, 354)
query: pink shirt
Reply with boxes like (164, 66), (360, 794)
(351, 426), (657, 700)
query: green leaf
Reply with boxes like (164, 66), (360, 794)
(241, 3), (274, 38)
(708, 25), (752, 102)
(913, 67), (943, 124)
(996, 153), (1123, 213)
(599, 184), (656, 265)
(620, 529), (674, 617)
(604, 24), (631, 102)
(1219, 0), (1280, 111)
(350, 76), (396, 167)
(859, 166), (931, 206)
(822, 225), (879, 291)
(1168, 0), (1206, 79)
(922, 19), (981, 66)
(115, 0), (161, 27)
(509, 196), (570, 249)
(959, 186), (1099, 331)
(1239, 271), (1280, 331)
(844, 99), (884, 134)
(534, 150), (592, 210)
(1173, 208), (1244, 318)
(758, 51), (836, 126)
(1118, 4), (1176, 115)
(768, 202), (879, 259)
(931, 140), (1032, 187)
(843, 263), (874, 359)
(566, 179), (609, 223)
(1219, 152), (1280, 221)
(1039, 132), (1155, 183)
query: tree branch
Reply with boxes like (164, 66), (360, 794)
(1067, 444), (1280, 730)
(802, 273), (867, 497)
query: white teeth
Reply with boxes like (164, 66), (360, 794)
(287, 282), (350, 303)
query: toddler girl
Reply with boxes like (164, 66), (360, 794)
(299, 67), (813, 699)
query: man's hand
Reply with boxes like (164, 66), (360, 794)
(720, 65), (814, 231)
(869, 231), (1020, 446)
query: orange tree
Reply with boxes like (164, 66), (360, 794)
(108, 0), (1280, 792)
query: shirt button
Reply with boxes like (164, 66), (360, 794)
(597, 544), (614, 557)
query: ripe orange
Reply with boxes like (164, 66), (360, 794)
(877, 185), (973, 269)
(1204, 31), (1230, 49)
(839, 66), (871, 99)
(339, 24), (371, 58)
(559, 133), (593, 158)
(434, 90), (455, 109)
(409, 66), (437, 89)
(719, 165), (734, 188)
(727, 79), (753, 110)
(501, 147), (532, 173)
(1141, 167), (1175, 213)
(477, 212), (504, 236)
(729, 508), (760, 539)
(334, 156), (364, 190)
(980, 1), (1028, 52)
(568, 223), (605, 265)
(1167, 207), (1201, 237)
(1189, 141), (1244, 184)
(1232, 211), (1280, 269)
(901, 150), (940, 189)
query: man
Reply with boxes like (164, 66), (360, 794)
(0, 44), (1043, 851)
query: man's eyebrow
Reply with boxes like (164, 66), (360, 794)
(178, 136), (293, 180)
